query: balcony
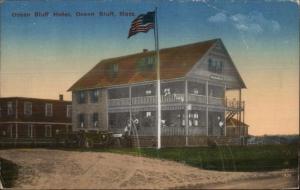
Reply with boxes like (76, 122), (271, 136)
(108, 98), (130, 107)
(108, 95), (244, 111)
(161, 93), (185, 103)
(226, 99), (245, 110)
(132, 96), (156, 105)
(208, 96), (225, 106)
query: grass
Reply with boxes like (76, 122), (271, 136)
(0, 158), (18, 188)
(70, 144), (298, 172)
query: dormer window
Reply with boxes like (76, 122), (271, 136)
(112, 63), (118, 73)
(109, 63), (119, 77)
(137, 55), (155, 71)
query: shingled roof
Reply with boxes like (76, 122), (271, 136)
(68, 39), (221, 91)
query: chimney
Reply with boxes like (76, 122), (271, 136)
(59, 94), (64, 101)
(143, 49), (148, 53)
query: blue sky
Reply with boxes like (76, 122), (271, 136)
(0, 0), (299, 135)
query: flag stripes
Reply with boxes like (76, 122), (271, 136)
(128, 11), (155, 38)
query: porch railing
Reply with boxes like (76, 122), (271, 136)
(208, 96), (225, 106)
(108, 95), (244, 110)
(161, 93), (185, 103)
(188, 94), (207, 104)
(108, 98), (130, 107)
(131, 96), (156, 105)
(226, 99), (245, 110)
(161, 127), (185, 136)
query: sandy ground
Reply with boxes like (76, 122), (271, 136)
(0, 149), (298, 189)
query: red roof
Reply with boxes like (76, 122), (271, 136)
(68, 39), (219, 91)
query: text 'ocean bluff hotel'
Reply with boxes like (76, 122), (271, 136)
(68, 39), (247, 147)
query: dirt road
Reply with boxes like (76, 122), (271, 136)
(0, 149), (298, 189)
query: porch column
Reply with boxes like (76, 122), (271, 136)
(242, 101), (245, 144)
(238, 88), (242, 141)
(15, 123), (18, 139)
(184, 80), (188, 146)
(206, 81), (209, 136)
(10, 125), (13, 138)
(224, 84), (227, 136)
(129, 86), (132, 127)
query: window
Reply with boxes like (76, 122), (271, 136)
(66, 105), (72, 118)
(90, 89), (99, 103)
(92, 113), (99, 128)
(193, 113), (199, 126)
(78, 113), (85, 128)
(27, 124), (33, 138)
(208, 58), (223, 74)
(109, 63), (119, 77)
(45, 103), (53, 117)
(189, 120), (192, 127)
(24, 102), (32, 116)
(77, 91), (86, 104)
(112, 63), (118, 73)
(45, 125), (52, 137)
(137, 56), (155, 71)
(7, 102), (13, 116)
(146, 112), (151, 117)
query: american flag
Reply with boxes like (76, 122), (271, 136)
(128, 11), (155, 38)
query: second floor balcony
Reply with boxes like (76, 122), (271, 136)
(108, 94), (244, 110)
(107, 80), (244, 110)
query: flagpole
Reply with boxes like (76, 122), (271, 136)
(154, 7), (161, 149)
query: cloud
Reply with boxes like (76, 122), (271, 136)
(208, 11), (281, 34)
(230, 12), (281, 34)
(208, 12), (227, 23)
(265, 0), (300, 5)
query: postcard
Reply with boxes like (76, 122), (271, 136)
(0, 0), (298, 189)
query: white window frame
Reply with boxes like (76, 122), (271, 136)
(7, 102), (13, 115)
(24, 102), (32, 116)
(45, 103), (53, 117)
(66, 105), (72, 118)
(45, 125), (52, 137)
